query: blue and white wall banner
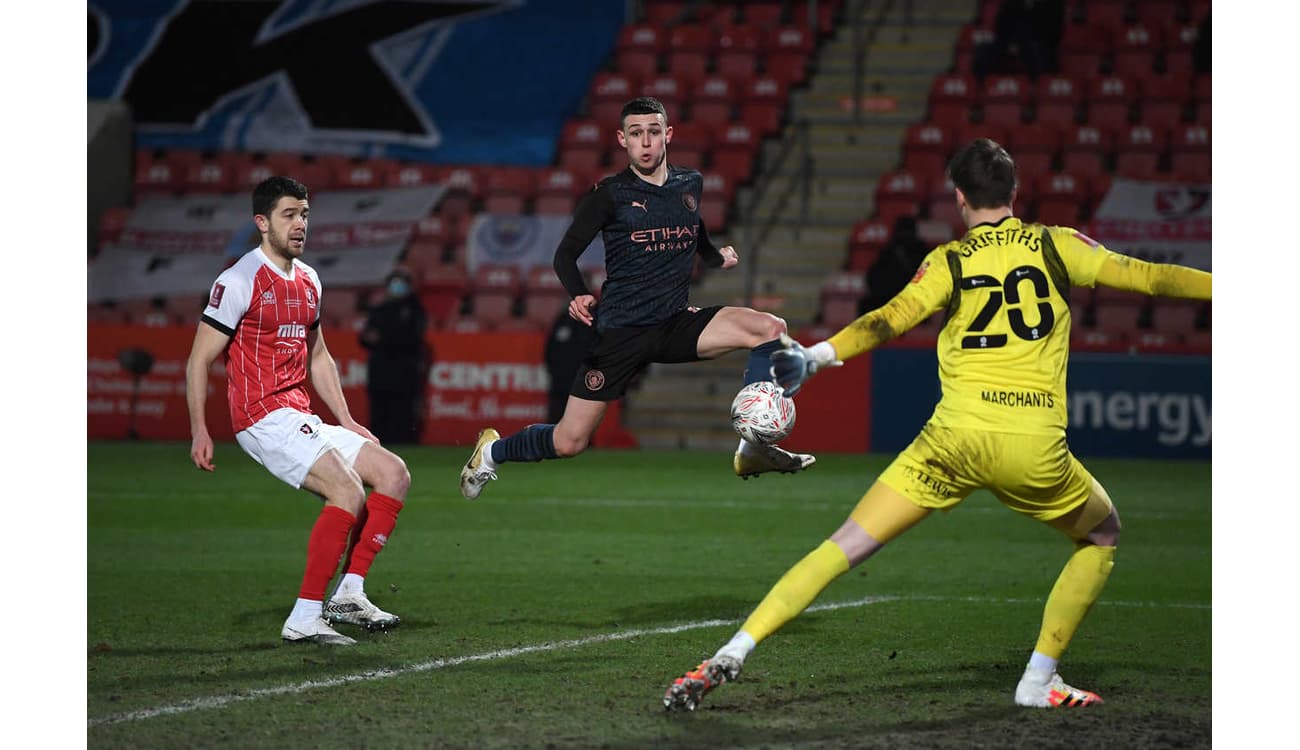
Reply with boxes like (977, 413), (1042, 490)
(466, 214), (605, 274)
(88, 0), (626, 165)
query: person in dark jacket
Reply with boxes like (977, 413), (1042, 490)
(360, 268), (429, 444)
(859, 215), (930, 315)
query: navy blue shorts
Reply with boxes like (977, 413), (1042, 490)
(569, 306), (724, 401)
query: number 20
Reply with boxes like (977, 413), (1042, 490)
(959, 265), (1055, 349)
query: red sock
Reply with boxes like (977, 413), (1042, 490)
(298, 505), (356, 601)
(344, 492), (404, 578)
(340, 504), (370, 573)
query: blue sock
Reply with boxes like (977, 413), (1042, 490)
(489, 424), (558, 464)
(744, 339), (782, 385)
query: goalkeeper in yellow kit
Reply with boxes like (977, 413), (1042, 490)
(663, 138), (1212, 711)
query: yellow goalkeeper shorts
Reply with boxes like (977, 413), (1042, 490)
(876, 422), (1111, 528)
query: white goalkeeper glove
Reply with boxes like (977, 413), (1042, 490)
(769, 334), (842, 397)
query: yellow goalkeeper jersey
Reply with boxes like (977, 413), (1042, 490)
(833, 217), (1113, 436)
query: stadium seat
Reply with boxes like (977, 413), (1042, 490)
(873, 170), (924, 227)
(1111, 24), (1162, 79)
(535, 168), (585, 216)
(710, 123), (759, 183)
(1008, 122), (1062, 182)
(739, 100), (785, 138)
(793, 0), (838, 37)
(1084, 75), (1138, 132)
(714, 24), (762, 83)
(1057, 23), (1109, 77)
(418, 264), (471, 323)
(469, 265), (521, 325)
(483, 167), (536, 215)
(700, 194), (728, 231)
(979, 75), (1031, 129)
(559, 119), (607, 172)
(436, 167), (482, 219)
(333, 160), (385, 190)
(666, 120), (712, 171)
(1149, 300), (1200, 336)
(846, 219), (890, 271)
(1113, 123), (1168, 179)
(1134, 0), (1180, 30)
(521, 266), (571, 328)
(643, 1), (686, 27)
(1169, 123), (1211, 181)
(615, 24), (664, 81)
(402, 239), (446, 282)
(1034, 172), (1088, 226)
(743, 2), (785, 29)
(666, 24), (713, 86)
(1075, 0), (1128, 32)
(763, 26), (814, 86)
(819, 272), (866, 328)
(689, 75), (736, 127)
(927, 73), (977, 130)
(385, 162), (440, 187)
(1032, 74), (1083, 124)
(590, 72), (641, 124)
(641, 74), (687, 120)
(901, 122), (953, 176)
(1060, 124), (1115, 180)
(1092, 302), (1144, 337)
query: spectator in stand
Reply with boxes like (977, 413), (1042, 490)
(359, 268), (430, 445)
(543, 306), (600, 425)
(973, 0), (1064, 80)
(858, 216), (930, 315)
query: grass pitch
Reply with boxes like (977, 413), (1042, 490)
(87, 442), (1211, 748)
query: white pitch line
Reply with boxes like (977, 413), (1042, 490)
(88, 593), (1209, 728)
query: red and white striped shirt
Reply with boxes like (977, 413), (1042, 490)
(202, 247), (323, 433)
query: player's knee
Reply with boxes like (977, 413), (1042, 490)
(326, 477), (367, 515)
(378, 454), (411, 499)
(757, 312), (787, 342)
(552, 432), (589, 457)
(1085, 508), (1122, 547)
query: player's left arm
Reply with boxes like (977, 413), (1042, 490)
(307, 326), (379, 442)
(695, 220), (736, 269)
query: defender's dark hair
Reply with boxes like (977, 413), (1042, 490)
(252, 176), (309, 217)
(620, 96), (668, 127)
(946, 138), (1017, 209)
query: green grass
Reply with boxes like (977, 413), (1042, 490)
(87, 442), (1211, 748)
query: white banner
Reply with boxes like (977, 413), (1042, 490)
(1089, 178), (1211, 271)
(89, 185), (445, 302)
(467, 214), (605, 275)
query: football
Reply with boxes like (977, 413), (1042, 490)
(730, 381), (796, 445)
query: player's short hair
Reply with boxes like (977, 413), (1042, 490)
(252, 176), (309, 217)
(620, 96), (668, 128)
(946, 138), (1017, 209)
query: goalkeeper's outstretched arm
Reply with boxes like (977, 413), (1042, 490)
(1093, 252), (1211, 300)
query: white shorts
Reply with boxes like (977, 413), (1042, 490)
(235, 408), (371, 489)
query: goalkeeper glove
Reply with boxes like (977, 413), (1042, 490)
(769, 334), (841, 397)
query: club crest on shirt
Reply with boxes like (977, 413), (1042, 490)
(910, 261), (931, 284)
(682, 193), (697, 211)
(209, 282), (225, 308)
(585, 369), (606, 391)
(305, 287), (317, 307)
(261, 291), (276, 305)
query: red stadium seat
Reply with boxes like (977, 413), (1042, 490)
(1057, 23), (1110, 78)
(1032, 74), (1083, 124)
(535, 168), (586, 216)
(666, 120), (713, 170)
(615, 24), (664, 80)
(1111, 24), (1162, 79)
(874, 170), (924, 226)
(1134, 0), (1180, 30)
(689, 76), (736, 127)
(900, 122), (953, 175)
(640, 74), (687, 119)
(846, 219), (890, 271)
(1060, 124), (1115, 180)
(469, 265), (521, 325)
(819, 272), (866, 328)
(1113, 123), (1169, 179)
(521, 266), (571, 327)
(483, 168), (537, 215)
(743, 2), (785, 30)
(792, 0), (837, 36)
(927, 73), (977, 130)
(1008, 122), (1062, 181)
(952, 25), (996, 73)
(714, 24), (762, 82)
(1084, 75), (1138, 131)
(739, 100), (784, 138)
(702, 170), (734, 205)
(666, 24), (713, 86)
(763, 26), (813, 86)
(1092, 301), (1143, 336)
(979, 75), (1031, 129)
(559, 119), (608, 172)
(710, 122), (759, 183)
(1169, 123), (1211, 181)
(590, 72), (641, 123)
(385, 162), (439, 188)
(1149, 300), (1200, 335)
(333, 160), (386, 191)
(643, 1), (686, 27)
(1075, 0), (1128, 32)
(1034, 172), (1088, 226)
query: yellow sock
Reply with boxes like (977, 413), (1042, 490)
(738, 540), (851, 645)
(1034, 543), (1116, 659)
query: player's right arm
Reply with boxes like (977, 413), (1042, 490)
(553, 184), (615, 326)
(773, 247), (952, 396)
(186, 322), (232, 471)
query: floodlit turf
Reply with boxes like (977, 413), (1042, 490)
(87, 441), (1211, 748)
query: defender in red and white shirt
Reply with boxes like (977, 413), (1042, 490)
(186, 176), (412, 646)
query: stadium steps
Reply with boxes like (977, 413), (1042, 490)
(622, 0), (975, 453)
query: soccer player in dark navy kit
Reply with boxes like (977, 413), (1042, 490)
(460, 97), (814, 499)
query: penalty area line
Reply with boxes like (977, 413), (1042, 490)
(87, 592), (1207, 727)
